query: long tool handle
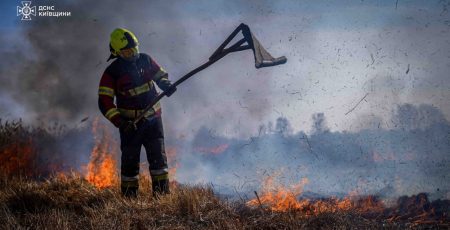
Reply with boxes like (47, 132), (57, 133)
(131, 23), (287, 126)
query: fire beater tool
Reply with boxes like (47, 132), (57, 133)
(129, 23), (287, 129)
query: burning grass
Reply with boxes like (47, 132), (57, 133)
(0, 119), (89, 178)
(0, 176), (448, 229)
(0, 120), (448, 229)
(0, 174), (405, 229)
(84, 118), (119, 189)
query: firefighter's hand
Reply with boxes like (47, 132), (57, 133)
(164, 85), (177, 97)
(119, 120), (136, 134)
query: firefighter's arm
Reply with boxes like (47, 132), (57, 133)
(150, 58), (176, 97)
(98, 72), (122, 127)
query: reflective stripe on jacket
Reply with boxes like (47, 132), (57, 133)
(98, 53), (171, 127)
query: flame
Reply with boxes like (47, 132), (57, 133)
(247, 176), (310, 211)
(246, 173), (447, 225)
(247, 175), (387, 215)
(84, 118), (119, 189)
(166, 146), (179, 187)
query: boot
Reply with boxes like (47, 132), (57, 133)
(121, 185), (138, 198)
(121, 180), (139, 198)
(152, 175), (170, 197)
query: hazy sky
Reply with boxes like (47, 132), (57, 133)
(0, 0), (449, 138)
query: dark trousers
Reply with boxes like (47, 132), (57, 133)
(119, 116), (169, 196)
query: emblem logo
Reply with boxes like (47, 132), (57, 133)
(17, 1), (36, 20)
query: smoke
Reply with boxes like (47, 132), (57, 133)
(0, 0), (189, 123)
(2, 1), (449, 135)
(392, 103), (448, 130)
(172, 103), (450, 200)
(0, 0), (289, 138)
(0, 1), (449, 200)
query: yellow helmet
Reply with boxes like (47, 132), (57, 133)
(108, 28), (139, 61)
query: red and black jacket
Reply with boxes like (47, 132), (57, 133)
(98, 53), (172, 127)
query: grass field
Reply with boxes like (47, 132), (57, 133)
(0, 120), (448, 229)
(0, 174), (409, 229)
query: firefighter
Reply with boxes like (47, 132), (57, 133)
(98, 28), (176, 197)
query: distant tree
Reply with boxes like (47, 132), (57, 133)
(267, 121), (273, 133)
(258, 124), (267, 136)
(311, 113), (329, 134)
(393, 104), (448, 130)
(275, 117), (293, 135)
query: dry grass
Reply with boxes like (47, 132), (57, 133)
(0, 174), (427, 230)
(0, 120), (447, 229)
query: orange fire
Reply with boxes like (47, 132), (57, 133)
(84, 118), (119, 189)
(247, 176), (310, 211)
(247, 175), (386, 215)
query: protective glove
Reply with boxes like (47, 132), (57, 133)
(164, 85), (177, 97)
(119, 120), (137, 134)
